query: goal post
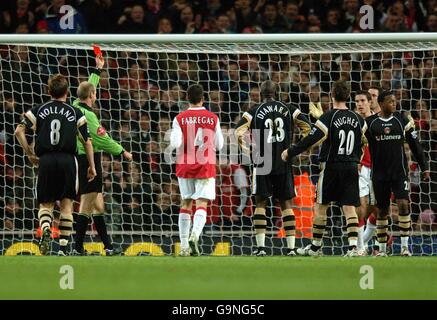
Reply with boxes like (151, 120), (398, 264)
(0, 33), (436, 256)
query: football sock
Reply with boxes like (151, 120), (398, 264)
(253, 208), (266, 248)
(74, 214), (90, 251)
(398, 214), (411, 238)
(59, 213), (73, 253)
(376, 218), (389, 252)
(93, 214), (113, 250)
(363, 217), (377, 244)
(311, 215), (327, 251)
(38, 208), (53, 231)
(179, 209), (192, 250)
(282, 209), (295, 249)
(357, 218), (365, 250)
(345, 214), (358, 248)
(192, 207), (207, 239)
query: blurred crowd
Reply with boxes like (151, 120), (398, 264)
(1, 0), (437, 34)
(0, 0), (437, 235)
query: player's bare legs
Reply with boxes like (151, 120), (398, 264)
(38, 202), (55, 255)
(57, 198), (74, 256)
(396, 198), (412, 256)
(252, 196), (268, 256)
(188, 198), (208, 256)
(178, 199), (193, 256)
(342, 205), (359, 257)
(297, 203), (327, 256)
(280, 200), (296, 256)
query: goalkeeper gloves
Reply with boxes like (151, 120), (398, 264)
(309, 102), (323, 119)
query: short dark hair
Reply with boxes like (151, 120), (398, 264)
(332, 80), (350, 102)
(48, 74), (68, 99)
(187, 84), (204, 104)
(354, 90), (371, 102)
(260, 80), (277, 98)
(369, 85), (381, 94)
(378, 90), (393, 104)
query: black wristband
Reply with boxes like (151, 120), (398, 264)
(92, 67), (101, 76)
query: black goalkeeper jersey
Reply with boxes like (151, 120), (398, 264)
(235, 99), (311, 175)
(23, 100), (89, 157)
(365, 112), (428, 181)
(289, 108), (366, 164)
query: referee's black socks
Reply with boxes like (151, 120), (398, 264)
(93, 215), (113, 250)
(74, 214), (90, 251)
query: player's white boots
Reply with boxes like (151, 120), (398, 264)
(401, 246), (412, 257)
(252, 247), (267, 256)
(344, 247), (359, 257)
(179, 248), (191, 257)
(296, 244), (322, 256)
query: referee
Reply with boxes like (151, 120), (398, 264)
(73, 56), (132, 256)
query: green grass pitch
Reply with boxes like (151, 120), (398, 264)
(1, 256), (437, 300)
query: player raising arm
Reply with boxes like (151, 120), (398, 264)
(72, 55), (133, 256)
(235, 80), (311, 256)
(15, 74), (96, 255)
(365, 91), (430, 256)
(170, 84), (224, 256)
(282, 80), (367, 257)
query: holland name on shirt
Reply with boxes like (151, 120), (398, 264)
(38, 106), (75, 122)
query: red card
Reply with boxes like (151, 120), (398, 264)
(92, 45), (102, 57)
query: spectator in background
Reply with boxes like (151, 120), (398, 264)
(216, 13), (234, 33)
(144, 0), (163, 33)
(157, 17), (173, 34)
(257, 2), (285, 33)
(233, 0), (261, 33)
(323, 8), (345, 32)
(118, 4), (149, 33)
(174, 5), (198, 33)
(426, 14), (437, 32)
(2, 0), (35, 33)
(343, 0), (360, 32)
(78, 0), (123, 33)
(281, 1), (307, 32)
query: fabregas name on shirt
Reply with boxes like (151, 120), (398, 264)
(181, 116), (215, 125)
(38, 106), (75, 122)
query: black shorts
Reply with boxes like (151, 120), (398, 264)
(37, 152), (78, 203)
(372, 177), (409, 209)
(78, 153), (102, 195)
(252, 167), (295, 201)
(316, 162), (360, 206)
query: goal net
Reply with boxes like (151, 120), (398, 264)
(1, 34), (436, 256)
